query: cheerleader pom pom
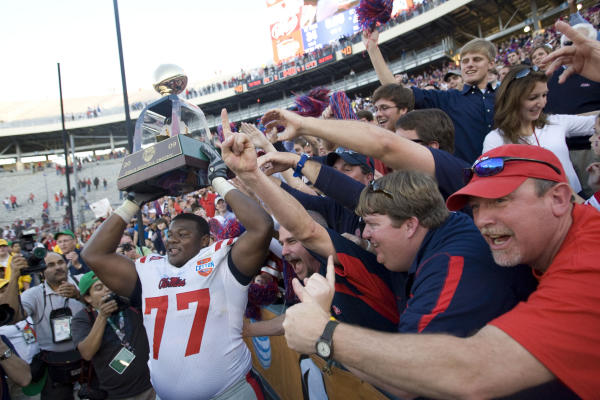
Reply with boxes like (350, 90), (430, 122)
(357, 0), (393, 32)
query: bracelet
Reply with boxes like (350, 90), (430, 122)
(293, 154), (309, 178)
(114, 200), (140, 223)
(212, 177), (235, 198)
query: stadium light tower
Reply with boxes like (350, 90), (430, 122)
(57, 62), (75, 232)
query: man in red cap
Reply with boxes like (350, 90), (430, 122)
(282, 144), (600, 399)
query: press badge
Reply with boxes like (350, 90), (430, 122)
(109, 347), (135, 374)
(49, 308), (72, 343)
(22, 323), (36, 344)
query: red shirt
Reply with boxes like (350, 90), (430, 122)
(491, 204), (600, 398)
(199, 192), (218, 218)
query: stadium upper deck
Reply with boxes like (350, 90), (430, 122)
(0, 0), (586, 163)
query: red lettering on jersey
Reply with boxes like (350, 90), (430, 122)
(226, 238), (234, 246)
(214, 240), (223, 251)
(158, 277), (187, 289)
(140, 256), (147, 263)
(149, 256), (163, 261)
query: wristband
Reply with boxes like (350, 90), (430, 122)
(212, 177), (235, 198)
(114, 200), (140, 223)
(293, 154), (309, 178)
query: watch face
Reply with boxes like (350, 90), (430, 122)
(316, 341), (331, 358)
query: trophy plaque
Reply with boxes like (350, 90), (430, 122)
(117, 64), (217, 196)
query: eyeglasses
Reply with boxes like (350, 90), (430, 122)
(368, 180), (393, 199)
(373, 104), (398, 113)
(335, 147), (357, 155)
(463, 156), (562, 184)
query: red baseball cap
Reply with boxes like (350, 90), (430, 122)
(446, 144), (567, 211)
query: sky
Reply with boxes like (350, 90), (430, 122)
(1, 0), (274, 102)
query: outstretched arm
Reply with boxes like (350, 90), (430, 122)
(363, 29), (396, 85)
(0, 338), (31, 387)
(542, 20), (600, 84)
(222, 131), (337, 262)
(283, 261), (554, 399)
(262, 109), (435, 176)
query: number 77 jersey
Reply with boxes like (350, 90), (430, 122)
(135, 238), (251, 400)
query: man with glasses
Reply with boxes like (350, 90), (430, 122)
(371, 83), (414, 132)
(283, 144), (598, 398)
(227, 133), (534, 338)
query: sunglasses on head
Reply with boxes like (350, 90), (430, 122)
(463, 156), (561, 184)
(506, 66), (540, 89)
(367, 180), (393, 199)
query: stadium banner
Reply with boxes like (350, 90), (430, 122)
(301, 6), (360, 53)
(244, 308), (388, 400)
(267, 0), (305, 63)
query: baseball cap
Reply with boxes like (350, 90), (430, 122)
(214, 196), (225, 206)
(0, 239), (7, 246)
(446, 144), (567, 211)
(78, 271), (99, 296)
(326, 148), (373, 173)
(0, 279), (9, 289)
(54, 229), (75, 240)
(444, 69), (461, 82)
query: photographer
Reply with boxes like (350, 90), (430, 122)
(71, 272), (153, 400)
(0, 239), (31, 292)
(17, 252), (85, 399)
(54, 230), (90, 277)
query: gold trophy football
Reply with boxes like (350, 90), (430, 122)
(117, 64), (216, 195)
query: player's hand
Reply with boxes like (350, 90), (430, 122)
(199, 141), (228, 182)
(257, 151), (300, 176)
(98, 297), (119, 318)
(541, 20), (600, 84)
(126, 191), (163, 207)
(341, 231), (374, 254)
(261, 109), (304, 142)
(292, 255), (336, 313)
(57, 282), (80, 299)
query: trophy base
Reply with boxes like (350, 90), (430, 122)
(117, 135), (211, 196)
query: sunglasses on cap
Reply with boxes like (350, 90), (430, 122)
(367, 180), (393, 199)
(506, 66), (540, 89)
(463, 156), (562, 184)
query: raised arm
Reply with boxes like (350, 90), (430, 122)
(262, 109), (435, 176)
(222, 132), (337, 262)
(363, 29), (396, 85)
(214, 112), (274, 277)
(0, 255), (27, 323)
(81, 192), (159, 297)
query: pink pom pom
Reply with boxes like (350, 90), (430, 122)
(357, 0), (393, 31)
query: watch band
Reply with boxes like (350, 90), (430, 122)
(320, 320), (339, 351)
(293, 154), (309, 178)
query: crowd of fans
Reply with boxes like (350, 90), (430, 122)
(1, 1), (600, 399)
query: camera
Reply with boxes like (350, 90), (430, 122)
(120, 243), (134, 252)
(104, 293), (130, 314)
(0, 304), (15, 327)
(19, 229), (47, 275)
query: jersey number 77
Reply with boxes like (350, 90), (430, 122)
(145, 289), (210, 359)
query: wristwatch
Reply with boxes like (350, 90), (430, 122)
(0, 348), (12, 361)
(316, 318), (339, 359)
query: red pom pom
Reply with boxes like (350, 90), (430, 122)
(357, 0), (393, 31)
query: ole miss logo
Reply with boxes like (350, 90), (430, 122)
(158, 277), (186, 289)
(196, 257), (215, 277)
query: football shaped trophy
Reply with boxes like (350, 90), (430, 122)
(117, 64), (216, 195)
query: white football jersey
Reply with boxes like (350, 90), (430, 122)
(135, 238), (251, 400)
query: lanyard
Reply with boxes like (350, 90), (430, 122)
(105, 311), (133, 352)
